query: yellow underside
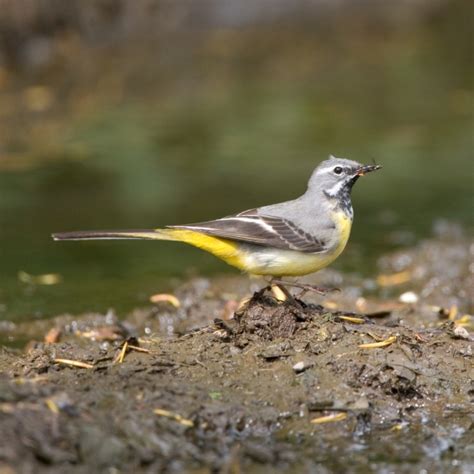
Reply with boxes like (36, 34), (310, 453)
(160, 229), (245, 269)
(151, 210), (352, 277)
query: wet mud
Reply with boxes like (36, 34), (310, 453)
(0, 232), (473, 473)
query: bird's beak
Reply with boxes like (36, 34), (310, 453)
(356, 164), (382, 176)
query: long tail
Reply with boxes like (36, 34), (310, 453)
(52, 228), (246, 271)
(52, 229), (175, 241)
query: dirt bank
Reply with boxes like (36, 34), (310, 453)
(0, 232), (473, 473)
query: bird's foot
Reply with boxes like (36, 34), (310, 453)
(270, 279), (340, 298)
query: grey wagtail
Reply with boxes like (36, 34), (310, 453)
(53, 156), (381, 291)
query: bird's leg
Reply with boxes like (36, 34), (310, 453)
(270, 279), (340, 296)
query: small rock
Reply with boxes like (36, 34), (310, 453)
(292, 361), (305, 372)
(349, 396), (370, 411)
(453, 325), (470, 340)
(229, 345), (241, 356)
(259, 341), (293, 360)
(243, 443), (275, 463)
(292, 360), (313, 373)
(79, 426), (127, 467)
(399, 291), (419, 304)
(458, 345), (472, 357)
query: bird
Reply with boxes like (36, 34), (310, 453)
(53, 156), (381, 294)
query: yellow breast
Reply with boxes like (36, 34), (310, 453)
(330, 209), (352, 260)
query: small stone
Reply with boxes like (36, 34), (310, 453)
(453, 325), (470, 340)
(399, 291), (419, 304)
(292, 361), (305, 372)
(259, 341), (293, 360)
(292, 359), (314, 373)
(79, 426), (127, 467)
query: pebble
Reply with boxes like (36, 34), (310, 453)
(399, 291), (419, 304)
(292, 360), (313, 373)
(453, 325), (470, 340)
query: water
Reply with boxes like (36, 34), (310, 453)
(0, 0), (472, 325)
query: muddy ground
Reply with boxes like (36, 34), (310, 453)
(0, 230), (473, 473)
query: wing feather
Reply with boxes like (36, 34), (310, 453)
(168, 209), (326, 253)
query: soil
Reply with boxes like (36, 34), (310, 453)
(0, 231), (473, 473)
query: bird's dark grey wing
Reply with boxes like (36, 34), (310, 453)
(168, 209), (326, 253)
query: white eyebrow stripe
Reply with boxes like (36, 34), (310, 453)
(317, 165), (344, 175)
(318, 167), (334, 174)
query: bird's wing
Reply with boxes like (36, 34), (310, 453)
(168, 209), (327, 253)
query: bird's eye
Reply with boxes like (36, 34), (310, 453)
(333, 166), (343, 175)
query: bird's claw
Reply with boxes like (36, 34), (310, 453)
(270, 279), (341, 297)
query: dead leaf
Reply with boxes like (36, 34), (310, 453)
(271, 285), (287, 302)
(359, 335), (397, 349)
(376, 271), (411, 287)
(149, 293), (181, 307)
(339, 315), (365, 324)
(53, 358), (94, 369)
(153, 408), (194, 427)
(44, 327), (61, 344)
(77, 326), (125, 341)
(311, 412), (347, 424)
(114, 341), (129, 364)
(18, 271), (62, 285)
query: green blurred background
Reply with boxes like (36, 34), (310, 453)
(0, 0), (472, 323)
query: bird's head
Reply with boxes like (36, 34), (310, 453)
(307, 155), (381, 199)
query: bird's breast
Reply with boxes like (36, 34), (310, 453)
(329, 209), (353, 257)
